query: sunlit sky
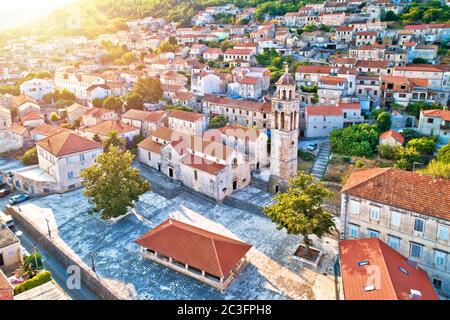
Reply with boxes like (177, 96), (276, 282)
(0, 0), (77, 30)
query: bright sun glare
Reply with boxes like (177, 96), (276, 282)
(0, 0), (77, 30)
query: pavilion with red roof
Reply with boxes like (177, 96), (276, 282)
(135, 219), (252, 290)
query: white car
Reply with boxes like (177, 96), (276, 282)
(0, 211), (14, 228)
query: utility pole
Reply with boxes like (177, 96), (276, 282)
(90, 252), (97, 273)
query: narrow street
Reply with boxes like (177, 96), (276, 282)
(1, 193), (98, 300)
(12, 222), (99, 300)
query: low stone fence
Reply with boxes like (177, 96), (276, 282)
(5, 205), (124, 300)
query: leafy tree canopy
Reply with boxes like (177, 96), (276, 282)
(80, 145), (150, 219)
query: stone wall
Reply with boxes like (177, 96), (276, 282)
(5, 205), (123, 300)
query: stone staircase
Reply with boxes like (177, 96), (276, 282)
(310, 141), (332, 180)
(223, 185), (275, 217)
(136, 163), (184, 199)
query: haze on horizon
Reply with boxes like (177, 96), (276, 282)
(0, 0), (77, 30)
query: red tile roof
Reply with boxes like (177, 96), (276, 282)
(239, 77), (259, 85)
(137, 137), (163, 154)
(340, 238), (439, 300)
(84, 107), (115, 118)
(7, 124), (28, 135)
(21, 111), (44, 122)
(134, 219), (252, 278)
(339, 103), (360, 110)
(122, 109), (165, 122)
(296, 65), (331, 74)
(0, 269), (13, 301)
(204, 95), (271, 113)
(181, 154), (226, 175)
(379, 130), (405, 145)
(37, 131), (103, 157)
(342, 168), (450, 220)
(31, 124), (68, 138)
(85, 120), (139, 136)
(306, 106), (342, 116)
(421, 109), (450, 122)
(168, 110), (203, 122)
(356, 60), (389, 69)
(224, 48), (253, 55)
(320, 76), (346, 85)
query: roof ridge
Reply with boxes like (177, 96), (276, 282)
(341, 167), (390, 193)
(375, 239), (399, 300)
(211, 238), (224, 278)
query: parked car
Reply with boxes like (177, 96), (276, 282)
(306, 143), (318, 151)
(9, 194), (30, 205)
(0, 188), (10, 197)
(0, 212), (14, 228)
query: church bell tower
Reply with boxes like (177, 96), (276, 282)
(268, 64), (299, 193)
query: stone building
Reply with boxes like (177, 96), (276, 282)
(340, 168), (450, 297)
(268, 65), (299, 193)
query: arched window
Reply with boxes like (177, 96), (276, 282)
(282, 90), (287, 100)
(194, 170), (198, 181)
(281, 112), (285, 130)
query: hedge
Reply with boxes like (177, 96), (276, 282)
(14, 270), (52, 295)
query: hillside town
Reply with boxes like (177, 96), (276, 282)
(0, 0), (449, 302)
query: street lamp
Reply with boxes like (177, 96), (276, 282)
(45, 218), (52, 240)
(90, 252), (97, 273)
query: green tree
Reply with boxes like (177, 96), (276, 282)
(406, 101), (442, 118)
(21, 147), (38, 165)
(402, 128), (421, 142)
(419, 159), (450, 179)
(376, 111), (392, 132)
(377, 144), (401, 160)
(16, 251), (44, 280)
(104, 130), (125, 151)
(263, 172), (335, 256)
(124, 92), (144, 110)
(92, 134), (102, 144)
(133, 77), (162, 103)
(80, 146), (150, 219)
(395, 147), (423, 171)
(436, 143), (450, 163)
(209, 115), (227, 129)
(383, 10), (399, 21)
(406, 137), (436, 155)
(103, 96), (122, 111)
(92, 98), (104, 108)
(50, 112), (61, 121)
(330, 124), (379, 157)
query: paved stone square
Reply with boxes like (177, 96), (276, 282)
(14, 188), (339, 300)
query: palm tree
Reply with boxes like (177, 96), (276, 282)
(16, 251), (44, 280)
(104, 130), (125, 151)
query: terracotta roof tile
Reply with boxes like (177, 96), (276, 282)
(340, 238), (439, 300)
(306, 106), (342, 116)
(85, 120), (139, 136)
(36, 131), (103, 157)
(137, 137), (163, 154)
(421, 109), (450, 122)
(21, 111), (44, 122)
(379, 130), (405, 145)
(342, 168), (450, 220)
(134, 219), (252, 278)
(168, 110), (203, 122)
